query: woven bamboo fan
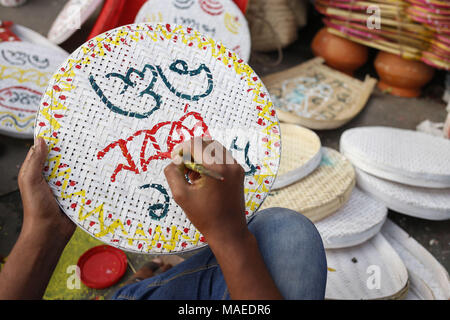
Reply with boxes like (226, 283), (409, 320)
(246, 0), (307, 52)
(134, 0), (251, 61)
(315, 187), (387, 249)
(34, 23), (281, 254)
(47, 0), (104, 45)
(263, 57), (376, 130)
(325, 233), (409, 300)
(341, 126), (450, 188)
(271, 123), (322, 190)
(356, 169), (450, 221)
(11, 24), (68, 55)
(0, 41), (68, 138)
(382, 219), (450, 300)
(261, 147), (355, 222)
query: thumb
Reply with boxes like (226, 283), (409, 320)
(19, 137), (49, 187)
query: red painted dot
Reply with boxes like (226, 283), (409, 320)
(52, 132), (58, 137)
(86, 200), (91, 205)
(60, 95), (66, 100)
(55, 181), (62, 186)
(200, 237), (206, 242)
(70, 203), (77, 209)
(265, 180), (270, 184)
(181, 242), (187, 248)
(148, 228), (152, 235)
(126, 220), (131, 225)
(38, 122), (46, 127)
(43, 102), (49, 106)
(183, 228), (189, 233)
(69, 181), (76, 186)
(157, 243), (162, 248)
(249, 181), (253, 185)
(256, 194), (261, 199)
(60, 67), (65, 72)
(262, 137), (268, 142)
(89, 221), (95, 227)
(138, 243), (143, 249)
(54, 114), (64, 118)
(108, 214), (112, 219)
(75, 65), (81, 69)
(245, 211), (249, 215)
(44, 166), (49, 172)
(52, 147), (60, 152)
(166, 227), (170, 233)
(53, 85), (61, 91)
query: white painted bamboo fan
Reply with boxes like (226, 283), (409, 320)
(356, 168), (450, 221)
(135, 0), (251, 61)
(315, 187), (387, 249)
(47, 0), (104, 45)
(341, 126), (450, 188)
(34, 23), (280, 254)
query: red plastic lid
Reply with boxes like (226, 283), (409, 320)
(77, 245), (128, 289)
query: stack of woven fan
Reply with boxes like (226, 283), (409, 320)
(314, 0), (450, 70)
(261, 123), (450, 299)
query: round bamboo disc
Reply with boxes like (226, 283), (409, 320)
(272, 123), (322, 190)
(315, 187), (387, 249)
(341, 126), (450, 188)
(261, 147), (355, 222)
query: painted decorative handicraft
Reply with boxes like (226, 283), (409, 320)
(135, 0), (251, 61)
(0, 41), (67, 138)
(263, 57), (376, 130)
(35, 23), (281, 254)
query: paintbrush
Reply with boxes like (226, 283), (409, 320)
(176, 149), (225, 181)
(183, 161), (225, 181)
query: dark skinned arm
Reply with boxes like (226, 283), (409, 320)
(164, 137), (283, 300)
(0, 138), (75, 300)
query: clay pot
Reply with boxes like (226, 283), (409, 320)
(374, 51), (435, 98)
(311, 28), (368, 76)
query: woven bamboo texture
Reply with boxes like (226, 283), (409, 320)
(261, 147), (355, 222)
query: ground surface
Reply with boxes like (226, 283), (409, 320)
(1, 0), (448, 299)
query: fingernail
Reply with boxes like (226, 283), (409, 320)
(152, 258), (162, 264)
(172, 154), (183, 166)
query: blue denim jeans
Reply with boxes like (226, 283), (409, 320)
(112, 207), (327, 300)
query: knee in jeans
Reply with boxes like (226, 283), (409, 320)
(251, 207), (324, 249)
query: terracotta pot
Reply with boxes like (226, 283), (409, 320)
(311, 28), (368, 76)
(374, 51), (435, 98)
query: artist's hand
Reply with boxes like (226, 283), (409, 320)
(18, 137), (75, 243)
(164, 137), (249, 245)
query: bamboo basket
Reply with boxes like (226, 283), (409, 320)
(247, 0), (308, 52)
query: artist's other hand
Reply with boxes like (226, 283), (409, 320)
(164, 137), (248, 245)
(18, 137), (75, 242)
